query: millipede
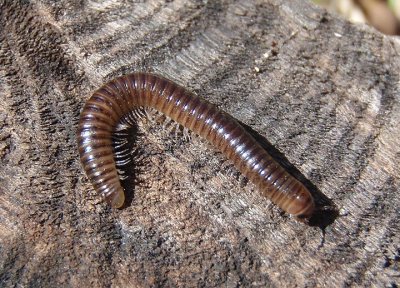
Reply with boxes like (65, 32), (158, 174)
(77, 72), (315, 217)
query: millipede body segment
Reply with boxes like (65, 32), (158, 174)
(77, 73), (315, 217)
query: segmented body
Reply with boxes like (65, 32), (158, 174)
(77, 72), (315, 217)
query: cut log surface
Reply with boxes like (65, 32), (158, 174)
(0, 0), (399, 287)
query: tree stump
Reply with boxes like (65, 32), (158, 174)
(0, 0), (399, 287)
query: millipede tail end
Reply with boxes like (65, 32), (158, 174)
(106, 187), (125, 209)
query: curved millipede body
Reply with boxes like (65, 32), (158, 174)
(77, 72), (315, 217)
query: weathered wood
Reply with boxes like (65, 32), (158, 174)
(0, 0), (399, 287)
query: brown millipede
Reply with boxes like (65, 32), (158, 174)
(77, 72), (315, 217)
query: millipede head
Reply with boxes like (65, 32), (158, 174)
(286, 186), (316, 218)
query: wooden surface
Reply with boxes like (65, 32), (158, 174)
(0, 0), (399, 287)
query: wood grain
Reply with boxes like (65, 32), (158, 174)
(0, 0), (399, 287)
